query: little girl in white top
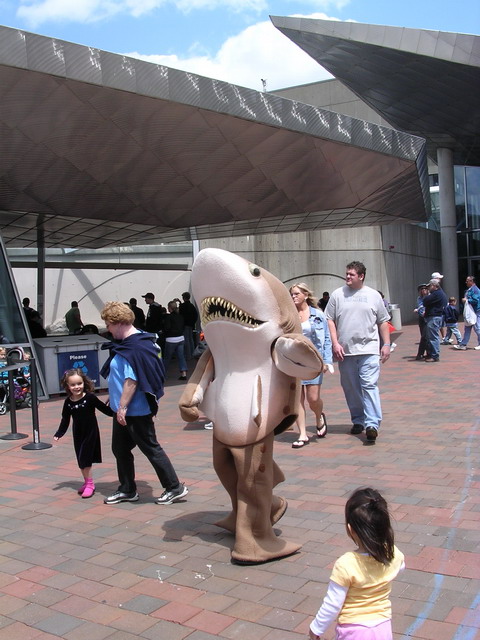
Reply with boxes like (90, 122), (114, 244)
(310, 487), (405, 640)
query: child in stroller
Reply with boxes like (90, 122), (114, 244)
(0, 374), (32, 414)
(0, 347), (32, 414)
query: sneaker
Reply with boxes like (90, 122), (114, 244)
(448, 338), (454, 344)
(475, 345), (480, 350)
(104, 491), (139, 505)
(365, 427), (378, 442)
(350, 424), (364, 434)
(453, 344), (467, 350)
(204, 421), (214, 430)
(156, 483), (188, 505)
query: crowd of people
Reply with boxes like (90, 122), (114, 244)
(15, 265), (477, 640)
(414, 273), (480, 361)
(24, 267), (479, 509)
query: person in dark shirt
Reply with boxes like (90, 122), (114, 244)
(318, 292), (330, 312)
(179, 292), (198, 360)
(422, 279), (448, 362)
(441, 297), (461, 345)
(129, 297), (145, 330)
(22, 297), (47, 338)
(163, 300), (187, 380)
(142, 293), (164, 333)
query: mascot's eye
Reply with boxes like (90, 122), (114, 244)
(249, 263), (261, 277)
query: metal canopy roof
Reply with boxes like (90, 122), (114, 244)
(0, 24), (428, 249)
(271, 17), (480, 167)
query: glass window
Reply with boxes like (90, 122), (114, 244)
(0, 241), (28, 345)
(465, 166), (480, 230)
(454, 166), (467, 230)
(457, 232), (468, 258)
(469, 231), (480, 257)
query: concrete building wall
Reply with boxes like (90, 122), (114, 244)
(13, 266), (192, 330)
(11, 223), (440, 330)
(11, 243), (194, 330)
(200, 224), (441, 324)
(273, 79), (391, 126)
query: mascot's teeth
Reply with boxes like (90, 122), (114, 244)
(201, 296), (264, 328)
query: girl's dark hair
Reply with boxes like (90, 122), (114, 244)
(345, 487), (394, 564)
(60, 369), (95, 394)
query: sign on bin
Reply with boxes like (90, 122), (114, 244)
(57, 350), (100, 390)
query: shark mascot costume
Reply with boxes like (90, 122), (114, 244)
(179, 248), (323, 564)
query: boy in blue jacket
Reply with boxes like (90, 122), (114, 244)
(441, 297), (461, 345)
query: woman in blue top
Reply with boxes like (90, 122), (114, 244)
(289, 283), (333, 449)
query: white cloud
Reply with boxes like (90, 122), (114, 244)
(16, 0), (267, 27)
(17, 0), (121, 26)
(16, 0), (348, 27)
(125, 15), (334, 92)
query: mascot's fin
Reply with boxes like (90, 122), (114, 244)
(273, 333), (323, 379)
(252, 375), (262, 428)
(179, 348), (214, 422)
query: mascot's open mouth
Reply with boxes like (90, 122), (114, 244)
(201, 297), (265, 328)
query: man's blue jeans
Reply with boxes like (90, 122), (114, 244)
(425, 315), (442, 360)
(183, 326), (195, 360)
(338, 354), (382, 430)
(460, 311), (480, 346)
(163, 340), (187, 373)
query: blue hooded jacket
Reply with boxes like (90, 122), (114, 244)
(101, 332), (165, 416)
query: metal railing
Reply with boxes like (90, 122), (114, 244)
(0, 357), (51, 450)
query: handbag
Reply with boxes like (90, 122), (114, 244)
(463, 300), (477, 326)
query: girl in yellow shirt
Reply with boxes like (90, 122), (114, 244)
(310, 488), (405, 640)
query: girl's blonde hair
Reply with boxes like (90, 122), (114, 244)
(289, 282), (317, 307)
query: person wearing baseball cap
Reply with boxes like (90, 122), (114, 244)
(142, 293), (164, 339)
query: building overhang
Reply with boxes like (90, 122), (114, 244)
(0, 24), (429, 249)
(271, 16), (480, 166)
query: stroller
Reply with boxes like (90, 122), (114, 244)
(0, 356), (32, 414)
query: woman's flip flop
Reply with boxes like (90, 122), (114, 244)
(292, 438), (309, 448)
(316, 414), (327, 438)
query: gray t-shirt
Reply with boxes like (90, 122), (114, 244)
(325, 285), (390, 356)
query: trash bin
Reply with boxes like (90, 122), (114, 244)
(389, 304), (402, 330)
(34, 335), (110, 395)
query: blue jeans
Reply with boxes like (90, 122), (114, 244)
(444, 325), (462, 343)
(425, 315), (442, 359)
(183, 326), (195, 360)
(163, 340), (187, 373)
(460, 311), (480, 346)
(338, 355), (382, 430)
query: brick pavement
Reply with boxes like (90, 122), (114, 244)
(0, 323), (479, 640)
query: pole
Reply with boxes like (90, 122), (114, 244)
(0, 366), (28, 440)
(22, 358), (51, 450)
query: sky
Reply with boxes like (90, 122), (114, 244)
(1, 0), (479, 92)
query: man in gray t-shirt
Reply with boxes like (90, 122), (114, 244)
(325, 261), (391, 443)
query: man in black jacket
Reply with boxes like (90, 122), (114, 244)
(142, 293), (165, 345)
(423, 279), (448, 362)
(179, 292), (198, 360)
